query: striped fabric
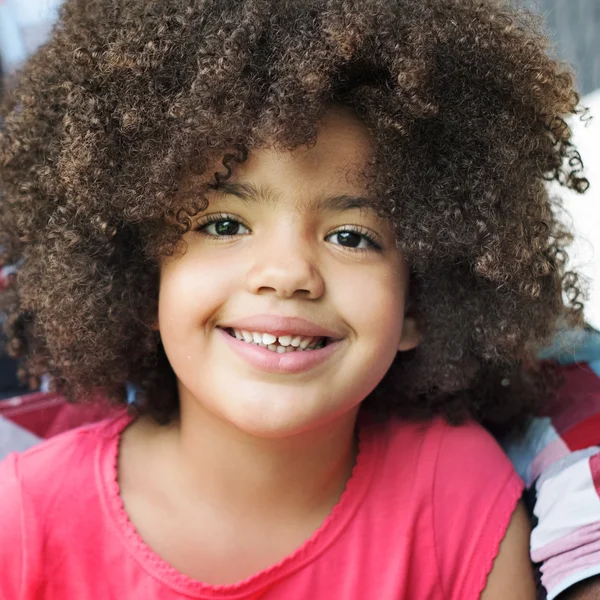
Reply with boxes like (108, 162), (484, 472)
(505, 329), (600, 599)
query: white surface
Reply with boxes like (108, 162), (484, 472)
(0, 415), (41, 460)
(555, 89), (600, 329)
(0, 3), (27, 69)
(6, 0), (61, 26)
(532, 456), (600, 547)
(0, 0), (60, 71)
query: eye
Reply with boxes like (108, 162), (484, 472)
(326, 229), (380, 250)
(196, 215), (250, 237)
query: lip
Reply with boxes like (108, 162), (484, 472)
(218, 327), (344, 375)
(219, 315), (343, 340)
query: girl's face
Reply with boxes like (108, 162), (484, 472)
(159, 107), (419, 438)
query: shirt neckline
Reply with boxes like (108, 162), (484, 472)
(97, 412), (382, 598)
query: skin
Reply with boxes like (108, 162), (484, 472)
(481, 501), (536, 600)
(160, 108), (417, 440)
(118, 106), (534, 593)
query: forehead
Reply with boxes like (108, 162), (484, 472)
(231, 107), (374, 194)
(179, 107), (378, 215)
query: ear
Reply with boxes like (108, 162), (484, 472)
(398, 315), (421, 352)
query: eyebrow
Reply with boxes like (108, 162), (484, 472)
(213, 182), (379, 214)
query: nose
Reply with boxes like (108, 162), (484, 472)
(244, 229), (325, 300)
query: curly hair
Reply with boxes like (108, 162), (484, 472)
(0, 0), (588, 428)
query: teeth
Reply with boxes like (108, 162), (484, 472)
(278, 335), (292, 347)
(299, 337), (312, 349)
(262, 333), (277, 345)
(229, 329), (327, 353)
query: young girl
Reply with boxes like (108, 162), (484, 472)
(0, 0), (587, 598)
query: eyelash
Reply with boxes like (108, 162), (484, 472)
(194, 213), (383, 252)
(327, 226), (382, 251)
(195, 213), (250, 236)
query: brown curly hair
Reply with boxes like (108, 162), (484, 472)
(0, 0), (588, 428)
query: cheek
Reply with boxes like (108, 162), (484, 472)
(333, 262), (407, 346)
(158, 251), (238, 331)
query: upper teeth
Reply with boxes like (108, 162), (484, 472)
(232, 330), (321, 349)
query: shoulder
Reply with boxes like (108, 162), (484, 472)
(6, 412), (129, 480)
(381, 416), (515, 476)
(371, 417), (526, 598)
(423, 418), (523, 527)
(0, 413), (131, 596)
(0, 412), (130, 514)
(373, 416), (522, 514)
(427, 420), (525, 599)
(434, 419), (517, 481)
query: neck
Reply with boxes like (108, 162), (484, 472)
(165, 389), (360, 524)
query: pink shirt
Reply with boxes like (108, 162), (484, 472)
(0, 412), (523, 599)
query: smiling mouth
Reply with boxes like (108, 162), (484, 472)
(223, 328), (330, 353)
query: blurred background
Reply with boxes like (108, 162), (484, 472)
(525, 0), (599, 95)
(0, 0), (61, 76)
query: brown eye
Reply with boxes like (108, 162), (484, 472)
(326, 229), (378, 250)
(335, 231), (362, 248)
(199, 218), (250, 237)
(214, 220), (241, 235)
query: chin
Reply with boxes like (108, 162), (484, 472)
(226, 407), (327, 439)
(180, 377), (362, 439)
(224, 397), (358, 440)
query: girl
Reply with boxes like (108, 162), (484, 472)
(0, 0), (587, 597)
